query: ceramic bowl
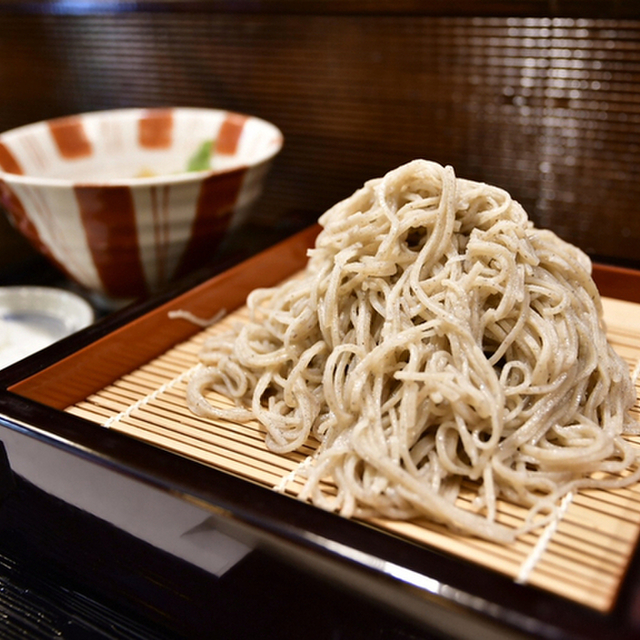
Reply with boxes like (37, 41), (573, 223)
(0, 107), (283, 303)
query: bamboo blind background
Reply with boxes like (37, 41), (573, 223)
(1, 4), (640, 273)
(65, 295), (640, 614)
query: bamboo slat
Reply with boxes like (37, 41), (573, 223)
(64, 296), (640, 613)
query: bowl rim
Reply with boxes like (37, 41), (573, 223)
(0, 106), (284, 189)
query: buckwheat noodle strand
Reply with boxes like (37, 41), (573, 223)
(187, 160), (640, 542)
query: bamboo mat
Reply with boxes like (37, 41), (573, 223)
(65, 297), (640, 613)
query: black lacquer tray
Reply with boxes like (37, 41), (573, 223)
(1, 225), (640, 639)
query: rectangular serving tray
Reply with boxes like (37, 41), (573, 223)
(1, 224), (640, 640)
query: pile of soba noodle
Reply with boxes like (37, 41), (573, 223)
(187, 159), (640, 542)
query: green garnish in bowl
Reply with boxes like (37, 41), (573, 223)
(187, 139), (216, 172)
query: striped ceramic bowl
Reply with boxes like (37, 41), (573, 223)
(0, 107), (283, 302)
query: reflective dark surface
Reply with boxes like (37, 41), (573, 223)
(0, 476), (442, 640)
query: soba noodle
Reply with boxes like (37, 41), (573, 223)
(187, 159), (640, 542)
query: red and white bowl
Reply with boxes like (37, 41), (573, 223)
(0, 107), (283, 302)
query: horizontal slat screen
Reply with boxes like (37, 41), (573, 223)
(0, 9), (639, 268)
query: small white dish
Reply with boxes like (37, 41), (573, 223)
(0, 286), (94, 368)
